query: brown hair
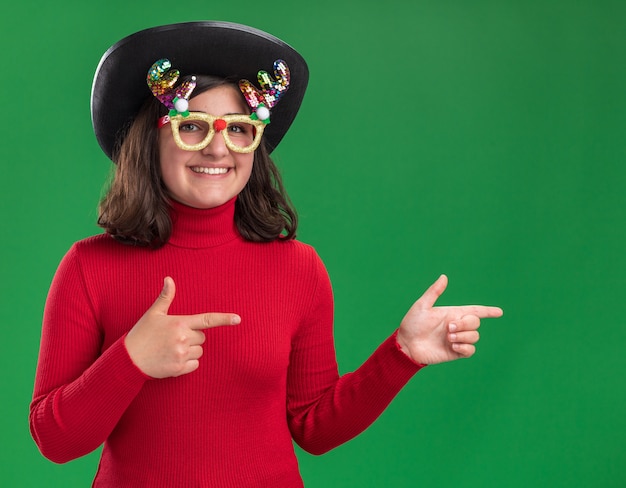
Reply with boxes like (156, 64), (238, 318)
(98, 76), (297, 247)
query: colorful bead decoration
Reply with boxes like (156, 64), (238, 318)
(147, 59), (196, 115)
(239, 60), (290, 123)
(147, 58), (290, 127)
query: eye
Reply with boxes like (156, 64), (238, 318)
(179, 122), (202, 132)
(228, 123), (253, 136)
(178, 119), (210, 135)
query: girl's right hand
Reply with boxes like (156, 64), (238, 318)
(124, 277), (240, 378)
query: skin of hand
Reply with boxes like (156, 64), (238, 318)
(124, 277), (241, 378)
(396, 275), (503, 365)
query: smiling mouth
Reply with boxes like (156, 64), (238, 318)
(190, 167), (230, 175)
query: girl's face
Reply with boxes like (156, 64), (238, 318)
(158, 85), (255, 209)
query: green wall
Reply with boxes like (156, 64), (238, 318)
(2, 1), (625, 486)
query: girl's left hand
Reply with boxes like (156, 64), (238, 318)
(396, 275), (503, 365)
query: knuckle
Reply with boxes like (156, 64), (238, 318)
(169, 317), (185, 330)
(173, 345), (187, 361)
(169, 362), (186, 377)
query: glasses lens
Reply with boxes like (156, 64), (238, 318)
(225, 121), (258, 149)
(176, 118), (211, 146)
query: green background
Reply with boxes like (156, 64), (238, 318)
(2, 0), (624, 486)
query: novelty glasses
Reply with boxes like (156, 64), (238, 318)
(159, 112), (266, 153)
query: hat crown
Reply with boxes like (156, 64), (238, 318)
(91, 21), (309, 160)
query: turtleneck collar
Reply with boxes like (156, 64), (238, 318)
(167, 197), (240, 249)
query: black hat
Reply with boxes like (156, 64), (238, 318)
(91, 21), (309, 160)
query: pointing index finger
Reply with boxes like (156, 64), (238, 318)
(453, 305), (503, 318)
(190, 313), (241, 330)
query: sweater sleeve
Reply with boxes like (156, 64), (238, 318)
(29, 244), (149, 463)
(286, 253), (425, 455)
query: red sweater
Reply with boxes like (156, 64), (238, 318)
(30, 197), (423, 487)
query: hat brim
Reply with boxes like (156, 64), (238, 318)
(91, 21), (309, 160)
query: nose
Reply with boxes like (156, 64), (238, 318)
(201, 125), (229, 158)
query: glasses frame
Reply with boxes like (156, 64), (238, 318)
(166, 112), (266, 154)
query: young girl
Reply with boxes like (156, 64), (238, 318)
(30, 21), (503, 487)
